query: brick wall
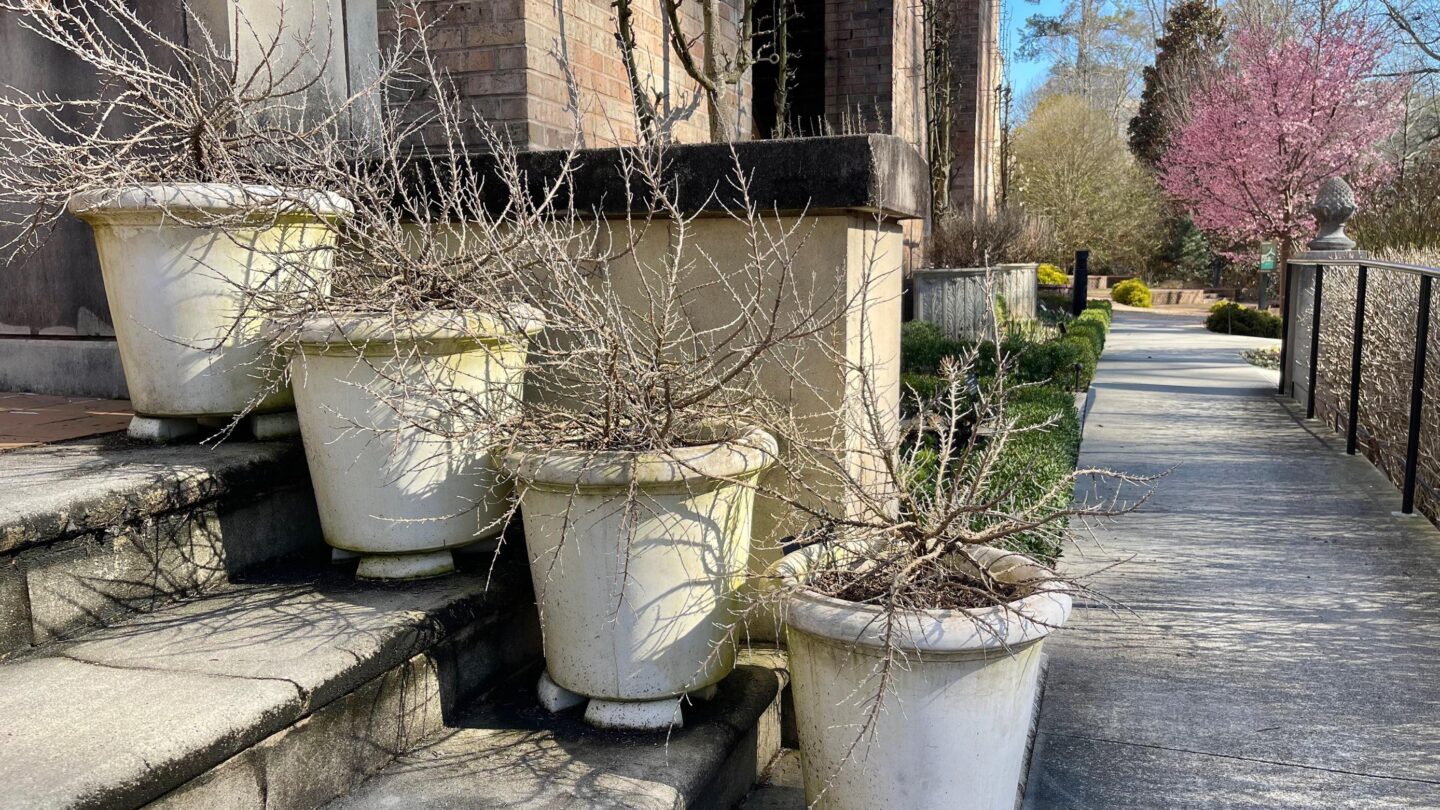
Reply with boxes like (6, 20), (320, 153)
(381, 0), (749, 149)
(947, 0), (1000, 210)
(824, 0), (893, 132)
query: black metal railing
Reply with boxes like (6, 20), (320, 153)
(1282, 256), (1440, 514)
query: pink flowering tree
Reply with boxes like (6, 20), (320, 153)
(1160, 13), (1406, 263)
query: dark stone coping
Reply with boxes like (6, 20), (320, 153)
(401, 134), (927, 221)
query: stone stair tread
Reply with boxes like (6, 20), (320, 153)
(326, 658), (787, 810)
(0, 435), (301, 555)
(0, 435), (323, 655)
(0, 565), (528, 810)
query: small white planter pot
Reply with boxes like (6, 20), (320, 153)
(291, 310), (540, 580)
(68, 184), (350, 424)
(500, 426), (777, 730)
(777, 544), (1072, 810)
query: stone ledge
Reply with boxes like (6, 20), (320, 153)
(406, 135), (928, 221)
(0, 436), (308, 556)
(0, 563), (540, 810)
(0, 338), (128, 401)
(326, 653), (787, 810)
(0, 437), (324, 654)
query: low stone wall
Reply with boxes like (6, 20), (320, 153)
(912, 263), (1038, 340)
(1149, 288), (1209, 305)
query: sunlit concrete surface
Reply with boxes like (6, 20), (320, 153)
(1026, 310), (1440, 808)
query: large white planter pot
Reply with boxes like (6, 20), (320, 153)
(291, 310), (540, 580)
(68, 184), (350, 419)
(500, 426), (777, 730)
(777, 544), (1072, 810)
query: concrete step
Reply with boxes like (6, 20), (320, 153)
(0, 435), (323, 655)
(324, 650), (788, 810)
(0, 559), (540, 810)
(739, 749), (802, 809)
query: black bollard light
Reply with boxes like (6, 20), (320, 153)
(1071, 250), (1090, 317)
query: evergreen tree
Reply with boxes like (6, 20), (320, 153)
(1128, 0), (1225, 167)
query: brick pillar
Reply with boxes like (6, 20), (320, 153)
(947, 0), (1000, 211)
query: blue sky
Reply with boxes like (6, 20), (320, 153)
(1005, 0), (1068, 97)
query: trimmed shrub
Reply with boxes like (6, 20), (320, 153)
(1037, 263), (1068, 285)
(901, 371), (948, 405)
(988, 385), (1082, 563)
(1016, 334), (1098, 390)
(901, 320), (971, 375)
(1111, 278), (1152, 307)
(1067, 319), (1107, 355)
(1205, 300), (1281, 338)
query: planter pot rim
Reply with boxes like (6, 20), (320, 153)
(501, 424), (777, 491)
(776, 543), (1071, 654)
(294, 306), (544, 350)
(68, 183), (352, 222)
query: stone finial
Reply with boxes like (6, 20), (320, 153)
(1308, 177), (1358, 251)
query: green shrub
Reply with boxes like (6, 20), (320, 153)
(1016, 334), (1098, 390)
(1067, 320), (1106, 355)
(1037, 263), (1068, 285)
(1111, 278), (1152, 307)
(901, 321), (972, 375)
(900, 372), (948, 416)
(986, 385), (1082, 563)
(1205, 300), (1281, 338)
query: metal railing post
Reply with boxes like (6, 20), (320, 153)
(1279, 262), (1294, 395)
(1306, 264), (1324, 419)
(1346, 265), (1367, 455)
(1403, 275), (1432, 514)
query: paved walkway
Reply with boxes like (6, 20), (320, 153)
(1025, 311), (1440, 808)
(0, 392), (130, 451)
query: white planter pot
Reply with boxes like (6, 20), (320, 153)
(777, 544), (1072, 810)
(291, 310), (540, 580)
(68, 184), (349, 418)
(500, 426), (777, 730)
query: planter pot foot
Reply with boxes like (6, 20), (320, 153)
(687, 683), (719, 702)
(355, 550), (454, 580)
(537, 671), (586, 713)
(330, 548), (361, 563)
(128, 415), (200, 442)
(583, 697), (683, 731)
(249, 411), (300, 441)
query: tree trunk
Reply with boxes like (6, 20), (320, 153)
(706, 88), (733, 142)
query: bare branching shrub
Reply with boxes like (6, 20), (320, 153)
(0, 0), (364, 250)
(928, 205), (1058, 268)
(721, 304), (1155, 787)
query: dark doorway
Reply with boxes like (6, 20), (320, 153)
(752, 0), (826, 139)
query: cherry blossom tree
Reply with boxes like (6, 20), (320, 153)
(1159, 12), (1406, 263)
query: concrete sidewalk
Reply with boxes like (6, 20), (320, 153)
(1025, 311), (1440, 808)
